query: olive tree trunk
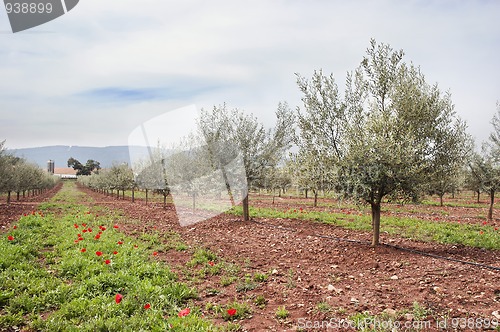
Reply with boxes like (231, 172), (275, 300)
(488, 189), (494, 220)
(371, 202), (381, 246)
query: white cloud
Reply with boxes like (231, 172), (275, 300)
(0, 0), (499, 148)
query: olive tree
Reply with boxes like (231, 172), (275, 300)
(290, 150), (332, 207)
(470, 105), (500, 220)
(198, 103), (242, 207)
(134, 147), (172, 208)
(425, 119), (472, 206)
(164, 134), (218, 210)
(0, 155), (24, 203)
(262, 164), (293, 202)
(0, 141), (11, 198)
(0, 142), (58, 202)
(107, 164), (135, 200)
(468, 150), (498, 219)
(297, 39), (469, 246)
(198, 102), (294, 221)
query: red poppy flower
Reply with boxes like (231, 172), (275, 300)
(152, 252), (158, 256)
(113, 225), (119, 229)
(134, 245), (138, 248)
(86, 211), (91, 214)
(13, 225), (17, 229)
(117, 241), (123, 245)
(480, 231), (484, 235)
(81, 248), (86, 253)
(77, 234), (81, 237)
(483, 221), (487, 225)
(96, 251), (103, 256)
(104, 259), (111, 265)
(23, 213), (27, 217)
(113, 251), (118, 255)
(144, 303), (151, 310)
(299, 207), (303, 211)
(78, 237), (84, 241)
(208, 261), (215, 266)
(95, 214), (99, 217)
(74, 240), (79, 243)
(98, 231), (102, 235)
(7, 235), (14, 241)
(82, 229), (88, 233)
(178, 308), (190, 317)
(115, 293), (123, 304)
(74, 224), (79, 228)
(88, 228), (92, 232)
(495, 227), (499, 231)
(227, 308), (237, 316)
(82, 223), (87, 227)
(94, 234), (100, 240)
(100, 226), (106, 231)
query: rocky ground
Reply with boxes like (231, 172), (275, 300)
(76, 186), (500, 331)
(2, 183), (499, 331)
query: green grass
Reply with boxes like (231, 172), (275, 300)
(254, 295), (267, 309)
(227, 206), (500, 250)
(421, 199), (486, 209)
(205, 300), (252, 322)
(0, 182), (219, 331)
(236, 274), (258, 293)
(315, 301), (333, 314)
(275, 306), (289, 320)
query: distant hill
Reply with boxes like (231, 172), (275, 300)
(9, 145), (152, 169)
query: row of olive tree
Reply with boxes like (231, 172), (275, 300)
(78, 103), (295, 217)
(77, 163), (136, 200)
(78, 40), (497, 243)
(197, 102), (295, 220)
(0, 141), (59, 203)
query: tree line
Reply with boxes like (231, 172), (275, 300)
(76, 39), (499, 246)
(0, 141), (59, 203)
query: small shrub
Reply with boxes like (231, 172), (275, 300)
(315, 301), (332, 313)
(253, 272), (268, 282)
(275, 306), (289, 320)
(412, 301), (428, 320)
(254, 295), (267, 308)
(224, 322), (242, 331)
(187, 248), (218, 267)
(220, 276), (237, 287)
(222, 301), (252, 321)
(236, 275), (258, 293)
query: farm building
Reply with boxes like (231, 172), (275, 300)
(53, 167), (78, 179)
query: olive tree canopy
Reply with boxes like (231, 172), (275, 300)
(297, 39), (469, 246)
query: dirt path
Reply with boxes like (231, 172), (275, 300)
(79, 186), (500, 331)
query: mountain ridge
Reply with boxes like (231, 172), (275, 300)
(8, 145), (151, 169)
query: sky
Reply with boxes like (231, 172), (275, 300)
(0, 0), (499, 149)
